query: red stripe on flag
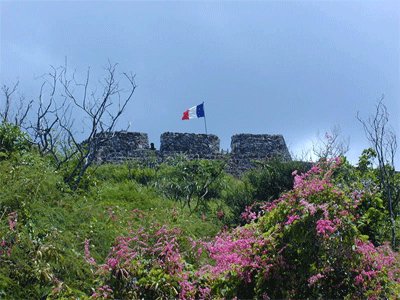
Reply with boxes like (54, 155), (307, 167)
(182, 110), (189, 120)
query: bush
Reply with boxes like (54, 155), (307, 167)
(156, 157), (227, 213)
(0, 122), (30, 159)
(246, 158), (312, 203)
(332, 152), (393, 246)
(224, 158), (311, 225)
(91, 214), (199, 299)
(222, 177), (255, 225)
(199, 158), (400, 299)
(2, 143), (399, 299)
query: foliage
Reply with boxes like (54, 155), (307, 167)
(224, 158), (311, 225)
(330, 150), (390, 246)
(247, 158), (311, 203)
(0, 152), (95, 298)
(329, 150), (400, 247)
(0, 122), (30, 159)
(0, 211), (95, 299)
(156, 155), (227, 214)
(221, 177), (254, 225)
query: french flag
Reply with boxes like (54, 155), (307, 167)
(182, 103), (205, 120)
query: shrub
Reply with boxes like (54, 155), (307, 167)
(222, 177), (255, 225)
(91, 209), (212, 300)
(332, 152), (393, 246)
(88, 158), (400, 299)
(0, 122), (30, 159)
(224, 158), (311, 225)
(156, 157), (227, 213)
(199, 158), (400, 299)
(246, 158), (312, 203)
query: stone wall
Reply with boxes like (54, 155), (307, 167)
(92, 131), (292, 176)
(160, 132), (220, 154)
(231, 134), (291, 161)
(91, 131), (149, 162)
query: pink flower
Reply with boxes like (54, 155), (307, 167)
(8, 211), (17, 231)
(83, 239), (96, 264)
(285, 215), (300, 225)
(355, 274), (365, 286)
(241, 205), (261, 222)
(308, 273), (325, 286)
(333, 156), (341, 165)
(8, 221), (15, 231)
(316, 219), (336, 237)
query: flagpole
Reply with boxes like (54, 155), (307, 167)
(203, 101), (208, 135)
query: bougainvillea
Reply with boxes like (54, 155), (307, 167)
(91, 209), (207, 299)
(199, 158), (400, 299)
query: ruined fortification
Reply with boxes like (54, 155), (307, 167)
(92, 131), (291, 176)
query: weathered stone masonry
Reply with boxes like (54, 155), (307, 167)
(160, 132), (220, 154)
(92, 131), (291, 176)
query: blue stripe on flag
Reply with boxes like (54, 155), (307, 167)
(196, 103), (205, 118)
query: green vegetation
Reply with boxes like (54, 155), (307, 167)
(1, 122), (400, 299)
(0, 122), (30, 160)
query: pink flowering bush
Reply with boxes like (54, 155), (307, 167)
(92, 209), (210, 299)
(198, 158), (400, 299)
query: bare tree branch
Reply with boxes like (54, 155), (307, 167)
(1, 81), (33, 127)
(312, 125), (350, 161)
(357, 95), (398, 249)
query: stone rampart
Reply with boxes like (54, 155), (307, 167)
(160, 132), (220, 154)
(231, 134), (291, 161)
(91, 131), (292, 176)
(90, 131), (149, 163)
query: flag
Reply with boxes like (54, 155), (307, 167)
(182, 103), (205, 120)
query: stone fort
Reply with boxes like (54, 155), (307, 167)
(93, 131), (291, 176)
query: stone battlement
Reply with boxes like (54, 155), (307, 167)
(91, 131), (291, 176)
(160, 132), (220, 154)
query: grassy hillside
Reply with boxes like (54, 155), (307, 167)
(0, 148), (238, 298)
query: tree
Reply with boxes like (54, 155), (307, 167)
(3, 61), (137, 190)
(357, 95), (399, 249)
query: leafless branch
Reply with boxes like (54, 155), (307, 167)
(312, 125), (350, 160)
(357, 94), (398, 248)
(1, 81), (33, 127)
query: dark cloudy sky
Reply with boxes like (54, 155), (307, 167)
(1, 1), (399, 167)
